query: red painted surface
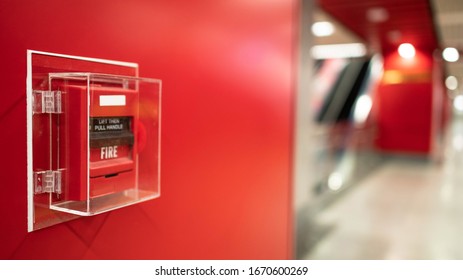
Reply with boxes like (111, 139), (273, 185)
(0, 0), (297, 259)
(375, 49), (435, 154)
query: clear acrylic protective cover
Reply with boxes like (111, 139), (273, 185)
(27, 51), (161, 231)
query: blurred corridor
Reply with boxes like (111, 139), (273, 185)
(299, 114), (463, 259)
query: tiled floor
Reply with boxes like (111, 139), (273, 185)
(302, 116), (463, 259)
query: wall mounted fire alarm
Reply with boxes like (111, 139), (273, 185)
(27, 50), (161, 231)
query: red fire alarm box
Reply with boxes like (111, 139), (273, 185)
(27, 51), (161, 231)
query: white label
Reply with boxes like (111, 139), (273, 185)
(101, 146), (118, 159)
(99, 95), (126, 106)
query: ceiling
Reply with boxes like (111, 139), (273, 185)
(315, 0), (463, 79)
(313, 5), (363, 46)
(432, 0), (463, 79)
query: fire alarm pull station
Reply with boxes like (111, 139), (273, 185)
(27, 51), (161, 231)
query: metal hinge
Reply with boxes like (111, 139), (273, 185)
(32, 90), (62, 114)
(34, 170), (62, 194)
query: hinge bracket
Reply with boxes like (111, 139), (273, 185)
(34, 170), (62, 194)
(32, 90), (62, 114)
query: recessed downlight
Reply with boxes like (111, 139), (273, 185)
(398, 43), (415, 59)
(454, 95), (463, 112)
(366, 7), (389, 23)
(311, 21), (334, 37)
(443, 47), (459, 62)
(446, 76), (458, 91)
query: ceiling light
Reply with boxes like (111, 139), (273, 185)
(443, 47), (459, 62)
(311, 43), (366, 59)
(311, 21), (334, 37)
(366, 7), (389, 23)
(387, 30), (401, 43)
(446, 76), (458, 90)
(398, 43), (415, 59)
(454, 95), (463, 112)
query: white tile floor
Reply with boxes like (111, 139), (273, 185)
(304, 116), (463, 259)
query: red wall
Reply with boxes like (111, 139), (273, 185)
(0, 0), (297, 259)
(375, 49), (436, 154)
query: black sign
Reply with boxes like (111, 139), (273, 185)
(89, 117), (134, 148)
(90, 117), (131, 132)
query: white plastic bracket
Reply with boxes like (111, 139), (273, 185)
(32, 90), (62, 114)
(33, 170), (62, 194)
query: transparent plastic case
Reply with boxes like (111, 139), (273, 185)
(27, 51), (161, 231)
